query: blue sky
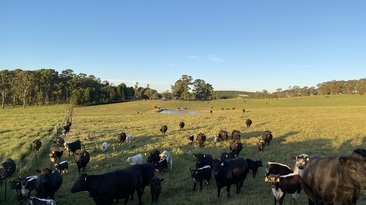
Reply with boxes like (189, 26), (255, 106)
(1, 1), (366, 93)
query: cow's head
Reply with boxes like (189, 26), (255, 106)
(264, 174), (280, 188)
(252, 160), (263, 178)
(71, 173), (88, 193)
(292, 154), (310, 170)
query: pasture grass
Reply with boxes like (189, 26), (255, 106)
(1, 95), (366, 205)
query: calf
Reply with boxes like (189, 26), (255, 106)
(190, 165), (212, 191)
(245, 119), (252, 128)
(218, 130), (229, 141)
(150, 176), (164, 203)
(21, 175), (38, 199)
(35, 168), (62, 199)
(118, 132), (127, 144)
(74, 149), (90, 174)
(188, 134), (194, 144)
(0, 158), (16, 180)
(62, 121), (72, 135)
(291, 154), (310, 176)
(159, 150), (173, 171)
(194, 153), (213, 169)
(54, 137), (64, 147)
(258, 139), (265, 151)
(64, 140), (84, 156)
(127, 153), (143, 165)
(146, 149), (161, 164)
(154, 159), (168, 172)
(49, 144), (66, 164)
(230, 140), (243, 156)
(265, 173), (302, 205)
(126, 135), (133, 143)
(196, 132), (206, 146)
(26, 197), (56, 205)
(101, 141), (108, 152)
(245, 158), (263, 178)
(10, 179), (22, 201)
(266, 162), (293, 176)
(302, 153), (366, 204)
(160, 125), (168, 135)
(261, 130), (273, 146)
(212, 158), (249, 197)
(32, 139), (42, 152)
(179, 121), (185, 130)
(231, 130), (241, 141)
(55, 160), (68, 174)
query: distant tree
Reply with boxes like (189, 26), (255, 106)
(116, 83), (127, 101)
(0, 70), (11, 109)
(15, 70), (34, 108)
(144, 88), (158, 100)
(171, 75), (192, 100)
(192, 79), (214, 100)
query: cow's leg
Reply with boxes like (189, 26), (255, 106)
(192, 182), (197, 191)
(226, 184), (231, 197)
(217, 188), (221, 198)
(199, 181), (203, 190)
(278, 193), (286, 205)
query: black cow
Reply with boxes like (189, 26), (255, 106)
(54, 137), (64, 147)
(245, 119), (252, 128)
(153, 159), (168, 173)
(146, 149), (161, 164)
(65, 140), (84, 156)
(218, 130), (229, 141)
(10, 179), (23, 201)
(258, 139), (265, 151)
(0, 158), (16, 180)
(49, 143), (66, 164)
(212, 158), (249, 197)
(26, 197), (56, 205)
(220, 152), (237, 162)
(118, 132), (127, 144)
(291, 154), (310, 176)
(75, 149), (90, 174)
(35, 168), (62, 199)
(150, 176), (164, 203)
(190, 165), (212, 191)
(193, 153), (213, 169)
(302, 153), (366, 205)
(266, 162), (293, 176)
(179, 121), (185, 130)
(62, 121), (72, 135)
(160, 125), (168, 135)
(261, 130), (273, 146)
(265, 173), (302, 205)
(231, 130), (241, 141)
(127, 163), (155, 203)
(230, 140), (243, 156)
(55, 160), (69, 174)
(196, 132), (206, 146)
(21, 175), (38, 199)
(71, 169), (143, 205)
(32, 139), (42, 152)
(245, 158), (263, 178)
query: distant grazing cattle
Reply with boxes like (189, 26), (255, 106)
(64, 140), (84, 156)
(194, 153), (213, 169)
(212, 158), (249, 197)
(150, 176), (164, 203)
(179, 121), (185, 130)
(62, 121), (72, 135)
(212, 134), (218, 143)
(21, 175), (38, 199)
(218, 130), (229, 141)
(231, 130), (241, 141)
(210, 110), (213, 114)
(266, 162), (293, 176)
(54, 137), (64, 147)
(146, 149), (161, 164)
(230, 140), (243, 156)
(101, 141), (108, 152)
(154, 159), (168, 173)
(245, 119), (252, 128)
(245, 158), (263, 178)
(291, 154), (310, 176)
(26, 197), (56, 205)
(49, 144), (66, 164)
(159, 150), (172, 171)
(0, 158), (16, 180)
(261, 130), (273, 146)
(127, 154), (143, 165)
(265, 173), (302, 205)
(196, 132), (206, 146)
(32, 139), (42, 152)
(71, 169), (143, 205)
(188, 135), (194, 144)
(302, 153), (366, 205)
(160, 125), (168, 135)
(258, 139), (265, 151)
(35, 168), (62, 199)
(242, 109), (245, 113)
(74, 149), (90, 174)
(55, 161), (69, 174)
(220, 152), (237, 162)
(190, 165), (212, 191)
(118, 132), (127, 144)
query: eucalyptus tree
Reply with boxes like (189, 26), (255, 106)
(192, 79), (214, 100)
(14, 69), (35, 108)
(0, 70), (11, 108)
(171, 75), (192, 100)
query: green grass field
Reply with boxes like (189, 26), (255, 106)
(1, 95), (366, 205)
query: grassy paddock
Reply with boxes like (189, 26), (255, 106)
(1, 95), (366, 205)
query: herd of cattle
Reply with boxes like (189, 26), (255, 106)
(2, 118), (366, 205)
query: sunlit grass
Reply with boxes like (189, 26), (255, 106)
(1, 95), (366, 204)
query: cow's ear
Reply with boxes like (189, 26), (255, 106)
(220, 162), (224, 166)
(276, 177), (280, 182)
(339, 157), (348, 165)
(203, 154), (206, 157)
(264, 176), (269, 182)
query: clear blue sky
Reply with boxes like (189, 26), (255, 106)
(1, 1), (365, 93)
